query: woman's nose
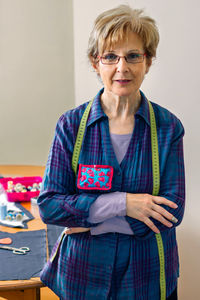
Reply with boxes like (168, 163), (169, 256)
(116, 57), (129, 72)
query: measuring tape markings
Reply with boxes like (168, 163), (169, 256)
(148, 101), (166, 300)
(72, 99), (94, 175)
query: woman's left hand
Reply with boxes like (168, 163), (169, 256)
(65, 227), (90, 234)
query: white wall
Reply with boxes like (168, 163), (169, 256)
(0, 0), (75, 165)
(73, 0), (200, 299)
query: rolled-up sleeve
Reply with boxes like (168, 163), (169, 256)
(37, 114), (99, 228)
(126, 117), (185, 239)
(88, 192), (134, 235)
(87, 192), (126, 223)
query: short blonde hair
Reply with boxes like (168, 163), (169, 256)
(87, 5), (159, 62)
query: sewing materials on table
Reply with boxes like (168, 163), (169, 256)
(0, 183), (8, 202)
(5, 209), (24, 221)
(0, 237), (12, 244)
(0, 180), (35, 228)
(0, 201), (28, 227)
(0, 183), (8, 220)
(0, 176), (42, 202)
(0, 203), (7, 220)
(0, 201), (34, 228)
(0, 245), (30, 255)
(7, 181), (41, 193)
(0, 230), (46, 280)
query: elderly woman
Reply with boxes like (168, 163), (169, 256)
(38, 5), (185, 300)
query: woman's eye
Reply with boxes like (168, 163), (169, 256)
(104, 54), (118, 61)
(127, 53), (140, 60)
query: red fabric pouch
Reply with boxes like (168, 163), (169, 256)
(77, 164), (113, 190)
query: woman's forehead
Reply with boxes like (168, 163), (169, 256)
(99, 32), (144, 54)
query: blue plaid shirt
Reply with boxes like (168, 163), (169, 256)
(38, 89), (185, 299)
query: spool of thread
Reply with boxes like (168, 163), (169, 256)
(0, 203), (7, 220)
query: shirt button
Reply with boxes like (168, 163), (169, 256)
(117, 171), (121, 176)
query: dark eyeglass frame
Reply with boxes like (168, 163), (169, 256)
(97, 53), (147, 65)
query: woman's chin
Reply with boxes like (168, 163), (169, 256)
(112, 89), (136, 98)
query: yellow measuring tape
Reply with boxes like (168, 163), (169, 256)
(71, 99), (166, 299)
(148, 101), (166, 300)
(72, 99), (94, 175)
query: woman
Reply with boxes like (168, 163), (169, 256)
(38, 5), (185, 300)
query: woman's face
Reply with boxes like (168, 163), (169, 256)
(94, 32), (151, 98)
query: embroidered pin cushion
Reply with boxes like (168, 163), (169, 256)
(77, 164), (113, 190)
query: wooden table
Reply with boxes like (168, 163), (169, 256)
(0, 165), (48, 300)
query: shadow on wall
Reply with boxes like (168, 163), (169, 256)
(177, 228), (199, 299)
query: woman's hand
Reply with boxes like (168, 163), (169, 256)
(126, 193), (178, 234)
(64, 227), (90, 235)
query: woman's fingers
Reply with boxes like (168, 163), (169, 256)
(153, 196), (178, 209)
(143, 217), (160, 234)
(65, 227), (90, 235)
(151, 211), (173, 228)
(126, 193), (179, 232)
(171, 216), (178, 223)
(152, 204), (178, 223)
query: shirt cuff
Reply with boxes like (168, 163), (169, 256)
(90, 216), (133, 235)
(87, 192), (126, 223)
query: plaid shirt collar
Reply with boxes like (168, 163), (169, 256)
(87, 88), (150, 127)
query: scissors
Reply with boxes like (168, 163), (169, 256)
(0, 245), (30, 255)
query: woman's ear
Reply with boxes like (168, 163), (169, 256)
(91, 56), (100, 74)
(92, 62), (99, 73)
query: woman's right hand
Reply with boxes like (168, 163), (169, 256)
(126, 193), (178, 234)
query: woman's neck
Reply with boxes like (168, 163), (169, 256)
(100, 90), (141, 135)
(101, 90), (141, 120)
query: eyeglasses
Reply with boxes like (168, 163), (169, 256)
(98, 52), (146, 65)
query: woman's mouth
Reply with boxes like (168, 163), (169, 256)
(115, 79), (132, 84)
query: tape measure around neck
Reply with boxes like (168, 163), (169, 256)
(72, 98), (166, 300)
(72, 99), (94, 175)
(148, 100), (166, 300)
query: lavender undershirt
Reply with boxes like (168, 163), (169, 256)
(88, 133), (134, 235)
